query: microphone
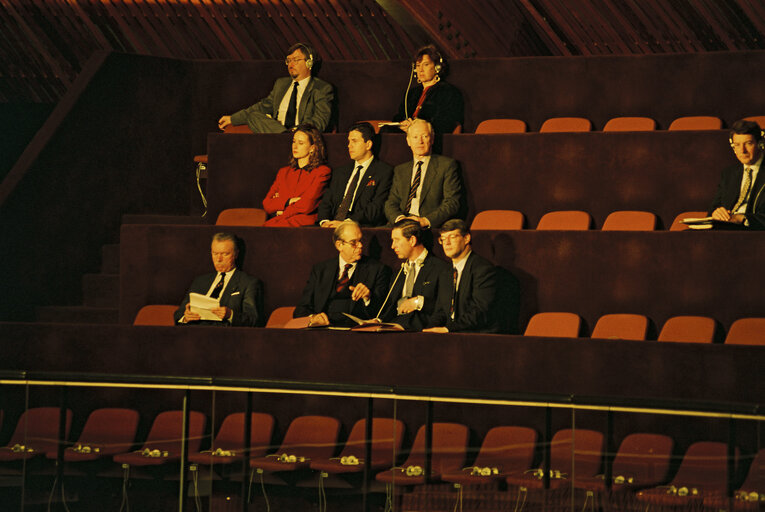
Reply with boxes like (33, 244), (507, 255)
(374, 265), (404, 320)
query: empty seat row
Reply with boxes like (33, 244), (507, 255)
(524, 313), (765, 345)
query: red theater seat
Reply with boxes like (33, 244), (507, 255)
(603, 117), (657, 132)
(524, 312), (582, 338)
(133, 305), (177, 326)
(670, 211), (708, 231)
(658, 316), (717, 343)
(602, 211), (657, 231)
(249, 415), (340, 473)
(540, 117), (592, 132)
(668, 116), (722, 131)
(591, 314), (649, 340)
(474, 119), (527, 134)
(536, 210), (592, 230)
(215, 208), (267, 226)
(725, 318), (765, 345)
(0, 407), (73, 461)
(113, 410), (206, 467)
(470, 210), (524, 230)
(188, 412), (274, 466)
(47, 408), (138, 462)
(265, 306), (297, 328)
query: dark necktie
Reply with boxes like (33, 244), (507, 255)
(404, 161), (423, 214)
(210, 272), (226, 299)
(449, 267), (458, 319)
(732, 166), (753, 212)
(284, 81), (299, 129)
(336, 264), (352, 293)
(334, 165), (363, 221)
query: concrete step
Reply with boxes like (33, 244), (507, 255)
(82, 273), (119, 308)
(36, 306), (118, 324)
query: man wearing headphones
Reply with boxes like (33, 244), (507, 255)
(218, 43), (334, 133)
(709, 119), (765, 229)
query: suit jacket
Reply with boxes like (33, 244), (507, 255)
(262, 165), (331, 226)
(708, 162), (765, 229)
(393, 80), (464, 134)
(384, 154), (464, 229)
(317, 158), (393, 226)
(174, 269), (264, 327)
(427, 252), (500, 333)
(294, 256), (392, 326)
(230, 76), (334, 132)
(380, 252), (450, 331)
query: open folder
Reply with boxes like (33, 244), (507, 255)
(680, 217), (747, 230)
(343, 313), (404, 332)
(189, 293), (221, 321)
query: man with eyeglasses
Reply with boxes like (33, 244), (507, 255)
(423, 219), (500, 333)
(294, 221), (391, 327)
(709, 119), (765, 229)
(217, 43), (334, 133)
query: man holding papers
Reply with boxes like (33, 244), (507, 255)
(174, 233), (263, 326)
(708, 119), (765, 229)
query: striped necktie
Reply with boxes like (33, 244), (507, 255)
(404, 160), (423, 214)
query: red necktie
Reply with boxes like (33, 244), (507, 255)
(336, 264), (352, 293)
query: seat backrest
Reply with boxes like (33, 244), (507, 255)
(215, 208), (267, 227)
(475, 119), (527, 134)
(143, 410), (207, 454)
(671, 442), (735, 488)
(536, 211), (592, 230)
(603, 117), (657, 132)
(223, 124), (252, 134)
(471, 210), (525, 230)
(725, 318), (765, 345)
(76, 408), (139, 454)
(402, 423), (470, 473)
(8, 407), (73, 452)
(265, 306), (297, 328)
(670, 211), (708, 231)
(472, 426), (537, 472)
(355, 120), (389, 134)
(602, 211), (657, 231)
(338, 418), (406, 462)
(658, 316), (717, 343)
(133, 305), (178, 326)
(743, 116), (765, 128)
(591, 314), (649, 341)
(278, 415), (341, 460)
(739, 448), (765, 491)
(539, 117), (592, 133)
(612, 433), (673, 485)
(549, 429), (604, 477)
(524, 312), (582, 338)
(211, 412), (274, 456)
(668, 116), (722, 131)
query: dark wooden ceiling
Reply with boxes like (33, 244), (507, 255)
(2, 0), (765, 102)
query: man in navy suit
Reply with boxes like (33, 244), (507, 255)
(424, 219), (500, 333)
(174, 233), (263, 326)
(318, 122), (393, 227)
(294, 221), (391, 327)
(381, 219), (449, 330)
(709, 119), (765, 229)
(218, 43), (334, 133)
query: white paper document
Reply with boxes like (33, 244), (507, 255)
(189, 293), (221, 321)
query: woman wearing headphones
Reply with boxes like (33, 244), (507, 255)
(392, 45), (465, 135)
(262, 123), (331, 226)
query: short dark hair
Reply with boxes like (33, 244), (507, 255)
(348, 122), (375, 143)
(287, 42), (315, 62)
(413, 44), (446, 76)
(393, 218), (424, 246)
(212, 232), (238, 254)
(289, 123), (327, 170)
(439, 219), (469, 236)
(730, 119), (763, 142)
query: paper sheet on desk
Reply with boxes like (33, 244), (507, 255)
(189, 293), (221, 321)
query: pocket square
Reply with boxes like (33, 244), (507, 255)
(366, 179), (376, 186)
(231, 291), (240, 296)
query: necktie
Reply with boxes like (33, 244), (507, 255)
(334, 165), (363, 221)
(210, 272), (226, 299)
(284, 81), (299, 129)
(449, 267), (458, 319)
(336, 264), (352, 293)
(732, 167), (753, 213)
(403, 261), (416, 298)
(404, 161), (423, 214)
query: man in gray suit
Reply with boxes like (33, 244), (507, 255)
(384, 119), (464, 229)
(217, 43), (334, 133)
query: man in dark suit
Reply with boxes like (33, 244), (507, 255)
(384, 119), (464, 229)
(318, 122), (392, 227)
(218, 43), (334, 133)
(294, 221), (391, 327)
(381, 219), (449, 330)
(174, 233), (263, 326)
(424, 219), (500, 333)
(709, 119), (765, 229)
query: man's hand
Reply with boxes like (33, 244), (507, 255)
(321, 220), (343, 228)
(711, 207), (731, 221)
(423, 326), (449, 333)
(183, 303), (201, 322)
(308, 312), (330, 327)
(397, 297), (419, 315)
(399, 118), (414, 132)
(218, 116), (232, 130)
(350, 283), (371, 302)
(211, 306), (232, 321)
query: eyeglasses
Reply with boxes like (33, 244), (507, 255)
(341, 239), (363, 248)
(285, 57), (306, 65)
(438, 234), (463, 245)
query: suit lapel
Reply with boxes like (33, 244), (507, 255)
(273, 79), (291, 118)
(316, 259), (337, 312)
(748, 168), (765, 213)
(457, 253), (474, 313)
(420, 155), (439, 202)
(298, 77), (315, 118)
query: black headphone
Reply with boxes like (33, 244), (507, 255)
(288, 43), (314, 70)
(729, 130), (765, 150)
(414, 45), (444, 76)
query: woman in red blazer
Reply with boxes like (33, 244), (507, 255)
(262, 123), (331, 226)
